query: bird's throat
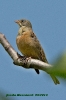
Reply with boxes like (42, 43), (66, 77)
(18, 26), (32, 36)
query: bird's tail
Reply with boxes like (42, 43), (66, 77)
(35, 69), (40, 74)
(50, 74), (60, 85)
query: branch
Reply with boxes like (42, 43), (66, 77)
(0, 33), (52, 73)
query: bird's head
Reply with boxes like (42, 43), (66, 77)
(15, 19), (32, 28)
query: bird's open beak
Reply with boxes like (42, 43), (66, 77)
(15, 20), (22, 27)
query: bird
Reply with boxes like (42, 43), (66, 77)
(15, 19), (60, 85)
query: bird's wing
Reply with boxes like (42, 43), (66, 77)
(30, 32), (48, 63)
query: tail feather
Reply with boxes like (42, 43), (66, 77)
(35, 69), (40, 74)
(50, 74), (60, 85)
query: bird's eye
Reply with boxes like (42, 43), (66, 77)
(21, 20), (24, 22)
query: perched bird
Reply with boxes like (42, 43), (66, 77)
(15, 19), (60, 85)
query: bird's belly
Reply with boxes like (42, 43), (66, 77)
(19, 44), (38, 58)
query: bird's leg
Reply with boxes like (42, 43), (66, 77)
(17, 52), (23, 58)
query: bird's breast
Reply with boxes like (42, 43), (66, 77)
(16, 32), (39, 58)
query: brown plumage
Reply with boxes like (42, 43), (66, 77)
(15, 19), (60, 84)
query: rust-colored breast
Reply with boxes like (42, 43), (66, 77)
(16, 31), (39, 58)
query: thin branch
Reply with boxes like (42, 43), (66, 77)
(0, 33), (52, 73)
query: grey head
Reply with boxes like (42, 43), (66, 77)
(15, 19), (32, 28)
